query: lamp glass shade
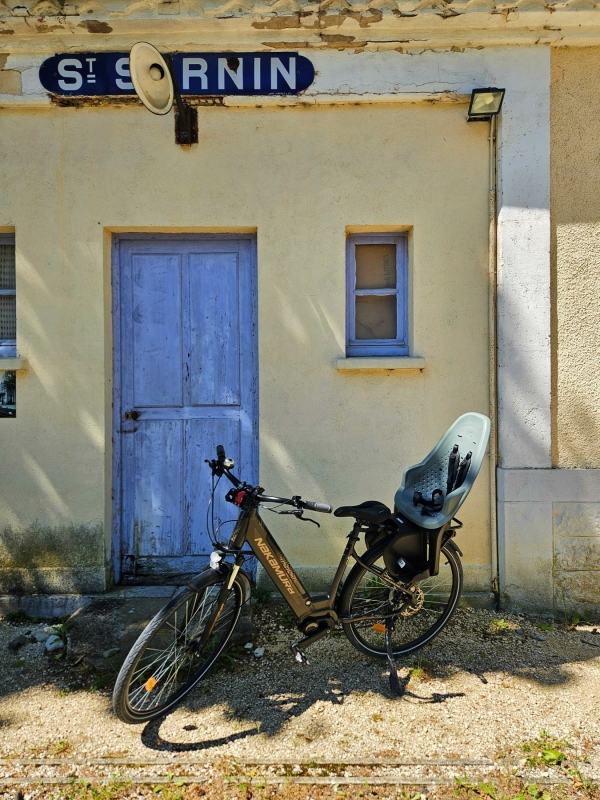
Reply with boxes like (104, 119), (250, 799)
(468, 88), (505, 119)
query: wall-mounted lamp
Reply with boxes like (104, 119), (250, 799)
(467, 88), (505, 122)
(130, 41), (198, 145)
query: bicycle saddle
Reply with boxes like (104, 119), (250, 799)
(334, 501), (392, 525)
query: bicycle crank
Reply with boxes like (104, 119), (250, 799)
(290, 621), (333, 666)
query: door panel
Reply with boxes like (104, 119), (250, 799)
(132, 254), (183, 408)
(133, 420), (184, 557)
(114, 235), (257, 583)
(189, 252), (240, 407)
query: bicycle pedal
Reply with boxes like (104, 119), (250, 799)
(291, 645), (310, 666)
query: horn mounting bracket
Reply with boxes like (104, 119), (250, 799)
(165, 54), (198, 146)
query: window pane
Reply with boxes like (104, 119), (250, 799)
(0, 295), (16, 340)
(355, 295), (396, 340)
(355, 244), (396, 289)
(0, 245), (15, 291)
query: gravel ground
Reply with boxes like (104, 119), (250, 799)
(0, 601), (599, 797)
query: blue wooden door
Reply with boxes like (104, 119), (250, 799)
(113, 235), (257, 583)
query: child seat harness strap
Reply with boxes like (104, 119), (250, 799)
(412, 488), (444, 514)
(446, 444), (460, 496)
(413, 446), (473, 516)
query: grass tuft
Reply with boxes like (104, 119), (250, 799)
(4, 609), (39, 625)
(521, 730), (571, 768)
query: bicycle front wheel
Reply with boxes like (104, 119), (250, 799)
(113, 570), (244, 724)
(340, 542), (462, 658)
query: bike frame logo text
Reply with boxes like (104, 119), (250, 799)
(254, 537), (296, 595)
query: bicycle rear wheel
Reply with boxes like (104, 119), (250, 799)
(340, 542), (462, 658)
(113, 569), (245, 724)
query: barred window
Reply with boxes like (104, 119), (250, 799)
(0, 234), (16, 357)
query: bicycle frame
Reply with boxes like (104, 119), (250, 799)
(204, 448), (458, 644)
(226, 504), (398, 625)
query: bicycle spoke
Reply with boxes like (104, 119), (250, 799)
(344, 547), (459, 656)
(123, 581), (241, 716)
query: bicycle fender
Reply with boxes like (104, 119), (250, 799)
(445, 538), (463, 558)
(341, 531), (461, 593)
(340, 537), (395, 598)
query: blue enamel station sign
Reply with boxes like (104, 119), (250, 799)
(39, 52), (315, 97)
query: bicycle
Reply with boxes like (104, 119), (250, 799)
(113, 413), (490, 723)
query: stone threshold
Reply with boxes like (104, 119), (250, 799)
(0, 586), (182, 619)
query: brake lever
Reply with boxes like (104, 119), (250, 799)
(263, 507), (321, 527)
(298, 515), (320, 528)
(291, 508), (320, 527)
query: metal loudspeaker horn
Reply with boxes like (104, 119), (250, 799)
(129, 42), (198, 145)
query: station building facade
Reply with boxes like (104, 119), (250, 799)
(1, 0), (600, 612)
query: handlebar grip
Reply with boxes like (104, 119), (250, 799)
(216, 444), (225, 461)
(302, 501), (333, 514)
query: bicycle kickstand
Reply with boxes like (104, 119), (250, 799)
(385, 618), (405, 698)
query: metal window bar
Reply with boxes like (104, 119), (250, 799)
(0, 236), (16, 351)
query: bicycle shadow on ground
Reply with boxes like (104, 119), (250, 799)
(139, 662), (467, 753)
(138, 608), (600, 753)
(0, 604), (598, 755)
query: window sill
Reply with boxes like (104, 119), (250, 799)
(336, 356), (425, 372)
(0, 357), (27, 371)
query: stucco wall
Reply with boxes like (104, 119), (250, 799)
(0, 101), (491, 593)
(543, 48), (600, 612)
(551, 47), (600, 469)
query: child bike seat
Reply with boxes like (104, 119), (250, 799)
(394, 412), (491, 530)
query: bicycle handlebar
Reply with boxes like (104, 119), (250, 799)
(301, 500), (333, 514)
(212, 445), (332, 513)
(257, 494), (332, 514)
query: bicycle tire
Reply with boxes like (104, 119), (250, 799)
(113, 569), (244, 724)
(340, 542), (462, 658)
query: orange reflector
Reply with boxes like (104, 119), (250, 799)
(372, 623), (386, 633)
(144, 677), (157, 692)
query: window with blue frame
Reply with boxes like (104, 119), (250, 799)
(0, 234), (16, 358)
(346, 233), (408, 357)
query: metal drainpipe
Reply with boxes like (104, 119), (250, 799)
(488, 114), (500, 611)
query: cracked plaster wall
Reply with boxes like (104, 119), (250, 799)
(2, 0), (600, 52)
(0, 0), (597, 26)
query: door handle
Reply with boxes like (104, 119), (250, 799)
(124, 410), (141, 421)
